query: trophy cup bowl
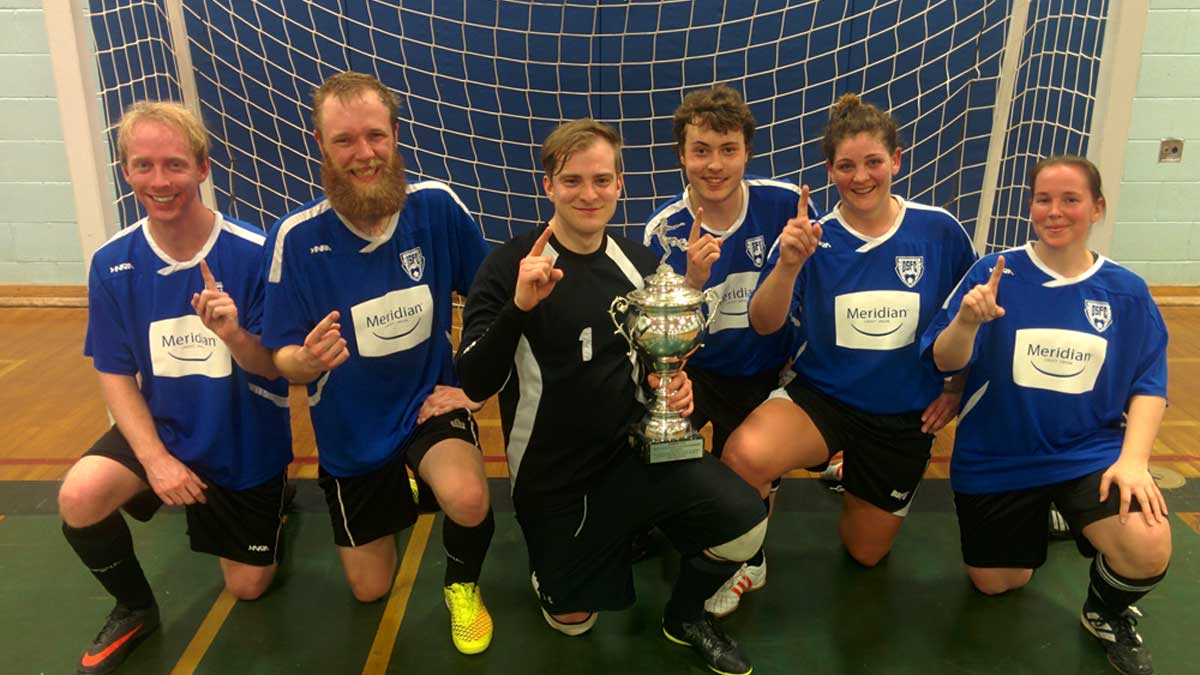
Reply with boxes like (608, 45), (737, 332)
(610, 264), (721, 463)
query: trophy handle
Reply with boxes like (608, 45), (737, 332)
(609, 296), (634, 347)
(702, 287), (723, 332)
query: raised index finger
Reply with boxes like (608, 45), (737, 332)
(689, 207), (705, 245)
(314, 309), (341, 333)
(797, 184), (810, 220)
(199, 259), (217, 291)
(530, 224), (554, 257)
(987, 255), (1006, 291)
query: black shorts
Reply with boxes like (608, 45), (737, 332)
(318, 409), (480, 548)
(515, 451), (766, 615)
(773, 378), (934, 515)
(84, 425), (288, 567)
(955, 469), (1145, 569)
(685, 364), (781, 457)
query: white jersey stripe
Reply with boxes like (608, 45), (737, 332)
(506, 335), (543, 493)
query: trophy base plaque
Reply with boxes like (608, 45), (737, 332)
(635, 435), (705, 464)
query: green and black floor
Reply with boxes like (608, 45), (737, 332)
(4, 478), (1197, 674)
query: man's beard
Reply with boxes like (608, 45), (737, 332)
(321, 149), (407, 227)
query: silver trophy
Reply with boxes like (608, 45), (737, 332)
(610, 264), (720, 463)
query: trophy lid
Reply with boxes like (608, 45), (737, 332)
(627, 264), (707, 309)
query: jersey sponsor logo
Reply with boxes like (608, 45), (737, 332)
(400, 246), (425, 282)
(834, 290), (920, 351)
(1012, 328), (1107, 395)
(148, 315), (232, 379)
(1084, 300), (1112, 333)
(309, 244), (332, 254)
(894, 256), (924, 288)
(709, 271), (758, 334)
(351, 285), (434, 357)
(745, 235), (765, 268)
(818, 241), (832, 249)
(988, 264), (1014, 277)
(109, 262), (134, 274)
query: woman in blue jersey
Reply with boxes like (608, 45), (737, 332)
(924, 156), (1170, 675)
(722, 93), (976, 567)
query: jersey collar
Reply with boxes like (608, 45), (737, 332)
(335, 209), (401, 253)
(684, 180), (750, 240)
(141, 212), (224, 275)
(831, 196), (907, 253)
(1025, 241), (1107, 287)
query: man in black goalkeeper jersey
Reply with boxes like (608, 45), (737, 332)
(457, 119), (767, 675)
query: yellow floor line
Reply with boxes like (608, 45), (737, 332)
(1176, 512), (1200, 535)
(362, 514), (434, 674)
(170, 590), (238, 675)
(1161, 420), (1200, 427)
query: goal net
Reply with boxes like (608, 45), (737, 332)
(85, 0), (1110, 251)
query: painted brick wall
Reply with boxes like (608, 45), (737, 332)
(1110, 0), (1200, 283)
(0, 0), (85, 284)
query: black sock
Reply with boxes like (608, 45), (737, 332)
(443, 508), (494, 586)
(1086, 553), (1167, 615)
(665, 553), (741, 623)
(63, 513), (155, 609)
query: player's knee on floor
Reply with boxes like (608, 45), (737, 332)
(543, 610), (597, 637)
(842, 539), (891, 568)
(968, 567), (1032, 595)
(705, 518), (768, 563)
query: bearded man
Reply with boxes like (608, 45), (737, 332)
(261, 72), (495, 655)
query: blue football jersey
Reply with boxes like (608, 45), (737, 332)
(261, 180), (488, 477)
(920, 244), (1169, 493)
(643, 177), (818, 376)
(762, 197), (977, 414)
(84, 214), (292, 490)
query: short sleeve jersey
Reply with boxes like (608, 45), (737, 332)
(919, 244), (1169, 494)
(761, 197), (977, 414)
(84, 214), (292, 490)
(643, 178), (819, 376)
(261, 181), (488, 477)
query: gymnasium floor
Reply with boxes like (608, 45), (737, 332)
(3, 305), (1199, 674)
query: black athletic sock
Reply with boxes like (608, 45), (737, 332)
(665, 553), (741, 623)
(443, 508), (495, 586)
(1086, 553), (1167, 615)
(63, 512), (155, 609)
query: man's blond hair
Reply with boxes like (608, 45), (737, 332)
(541, 119), (623, 180)
(116, 101), (210, 167)
(311, 71), (400, 135)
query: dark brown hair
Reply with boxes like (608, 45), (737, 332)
(821, 93), (900, 163)
(673, 85), (756, 157)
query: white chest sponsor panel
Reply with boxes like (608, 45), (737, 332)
(352, 285), (434, 357)
(149, 315), (232, 378)
(1012, 328), (1107, 395)
(710, 271), (758, 333)
(834, 290), (920, 351)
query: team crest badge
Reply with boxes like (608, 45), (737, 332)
(894, 256), (924, 288)
(745, 235), (765, 268)
(400, 246), (425, 282)
(1084, 299), (1112, 333)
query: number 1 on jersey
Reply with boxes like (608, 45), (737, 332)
(579, 327), (593, 362)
